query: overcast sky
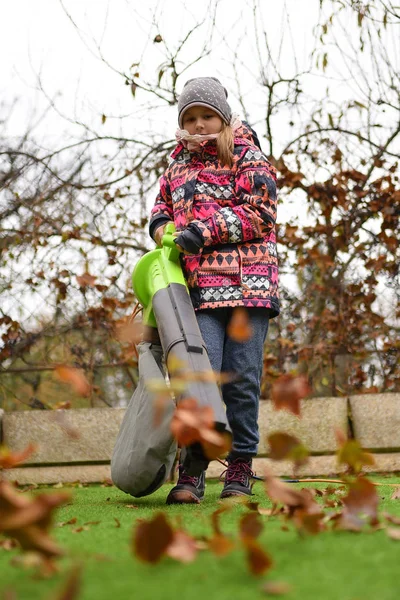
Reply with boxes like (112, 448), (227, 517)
(2, 0), (323, 142)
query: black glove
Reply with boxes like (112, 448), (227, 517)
(174, 223), (204, 254)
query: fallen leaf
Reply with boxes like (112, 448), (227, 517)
(114, 518), (121, 528)
(166, 530), (198, 563)
(267, 432), (309, 468)
(336, 432), (375, 473)
(0, 480), (70, 559)
(239, 512), (264, 541)
(245, 539), (273, 576)
(170, 397), (230, 459)
(55, 366), (91, 397)
(57, 518), (77, 528)
(383, 512), (400, 525)
(208, 534), (235, 556)
(336, 476), (379, 531)
(391, 487), (400, 500)
(271, 374), (310, 417)
(262, 581), (292, 595)
(53, 564), (82, 600)
(227, 307), (253, 342)
(49, 411), (80, 440)
(387, 528), (400, 541)
(0, 444), (37, 469)
(114, 318), (143, 344)
(132, 513), (174, 564)
(76, 273), (96, 288)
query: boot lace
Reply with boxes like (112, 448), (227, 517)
(221, 459), (254, 485)
(177, 465), (199, 486)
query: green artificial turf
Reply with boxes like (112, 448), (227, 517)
(1, 476), (400, 600)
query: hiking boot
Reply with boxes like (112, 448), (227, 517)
(220, 457), (254, 499)
(166, 465), (206, 504)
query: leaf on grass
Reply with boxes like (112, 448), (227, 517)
(245, 539), (273, 576)
(0, 444), (37, 469)
(262, 581), (292, 595)
(335, 430), (375, 473)
(271, 374), (310, 417)
(239, 512), (264, 541)
(267, 432), (309, 468)
(114, 518), (121, 528)
(387, 528), (400, 541)
(166, 530), (198, 563)
(227, 307), (253, 342)
(133, 513), (174, 564)
(57, 518), (77, 528)
(55, 366), (91, 397)
(390, 487), (400, 500)
(0, 480), (70, 559)
(383, 512), (400, 525)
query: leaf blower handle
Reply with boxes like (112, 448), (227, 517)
(160, 222), (180, 263)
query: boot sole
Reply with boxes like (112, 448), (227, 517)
(220, 489), (252, 499)
(166, 490), (203, 505)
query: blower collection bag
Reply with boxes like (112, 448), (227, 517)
(111, 341), (177, 498)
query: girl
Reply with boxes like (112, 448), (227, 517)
(149, 77), (279, 504)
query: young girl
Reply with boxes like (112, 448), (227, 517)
(149, 77), (279, 504)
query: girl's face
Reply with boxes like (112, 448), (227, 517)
(182, 106), (223, 135)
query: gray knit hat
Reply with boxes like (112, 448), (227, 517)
(178, 77), (232, 128)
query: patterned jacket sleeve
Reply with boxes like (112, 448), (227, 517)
(148, 173), (174, 240)
(191, 149), (277, 247)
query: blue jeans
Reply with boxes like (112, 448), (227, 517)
(196, 308), (269, 457)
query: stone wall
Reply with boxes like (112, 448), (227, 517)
(1, 394), (399, 484)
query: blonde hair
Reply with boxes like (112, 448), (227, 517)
(217, 122), (234, 168)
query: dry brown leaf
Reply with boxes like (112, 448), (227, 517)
(267, 432), (309, 468)
(57, 518), (77, 528)
(271, 374), (310, 417)
(0, 444), (37, 469)
(211, 505), (231, 535)
(387, 528), (400, 541)
(49, 411), (80, 440)
(227, 307), (253, 342)
(383, 512), (400, 525)
(53, 564), (83, 600)
(76, 273), (96, 288)
(390, 487), (400, 500)
(262, 581), (292, 595)
(170, 397), (230, 458)
(335, 431), (375, 473)
(208, 534), (235, 556)
(245, 539), (273, 576)
(132, 513), (174, 564)
(114, 318), (143, 344)
(55, 366), (91, 397)
(0, 480), (70, 559)
(336, 476), (379, 531)
(114, 518), (121, 528)
(239, 512), (264, 541)
(166, 530), (198, 563)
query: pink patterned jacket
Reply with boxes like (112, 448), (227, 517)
(149, 122), (279, 317)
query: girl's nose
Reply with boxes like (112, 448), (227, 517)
(195, 119), (204, 131)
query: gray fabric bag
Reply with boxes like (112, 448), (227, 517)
(111, 341), (177, 497)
